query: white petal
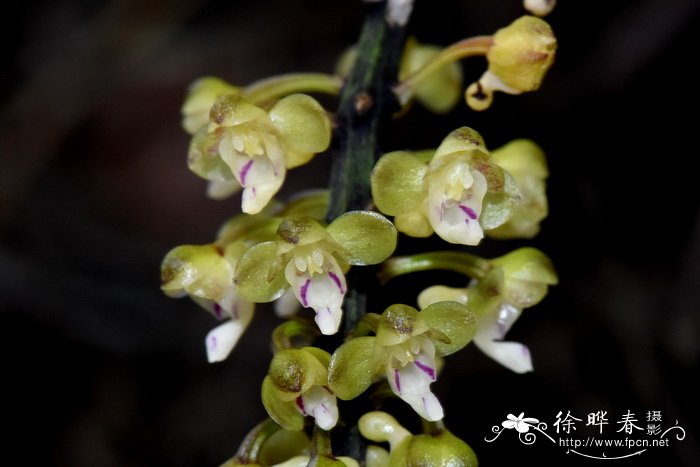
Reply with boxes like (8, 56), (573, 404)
(285, 255), (346, 335)
(206, 178), (241, 200)
(220, 132), (286, 214)
(473, 332), (533, 373)
(192, 286), (254, 322)
(524, 0), (556, 17)
(515, 421), (531, 433)
(427, 165), (488, 246)
(502, 420), (518, 429)
(387, 349), (444, 421)
(205, 317), (251, 363)
(496, 303), (522, 339)
(297, 386), (339, 430)
(274, 288), (301, 317)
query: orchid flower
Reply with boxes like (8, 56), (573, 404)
(328, 303), (476, 421)
(188, 93), (331, 213)
(371, 127), (520, 246)
(234, 212), (397, 336)
(418, 248), (558, 374)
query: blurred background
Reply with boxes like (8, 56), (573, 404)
(2, 0), (699, 465)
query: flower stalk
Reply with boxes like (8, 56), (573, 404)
(327, 1), (412, 335)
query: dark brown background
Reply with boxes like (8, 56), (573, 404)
(2, 0), (698, 465)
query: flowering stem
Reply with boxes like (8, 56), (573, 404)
(379, 251), (491, 283)
(327, 1), (411, 335)
(243, 72), (343, 106)
(393, 35), (493, 105)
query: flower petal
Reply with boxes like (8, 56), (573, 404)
(274, 288), (301, 318)
(206, 178), (241, 200)
(502, 420), (517, 429)
(387, 348), (444, 421)
(297, 386), (339, 430)
(473, 332), (533, 373)
(220, 132), (286, 214)
(427, 159), (488, 245)
(205, 306), (254, 363)
(285, 254), (346, 335)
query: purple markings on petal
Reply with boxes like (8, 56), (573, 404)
(414, 359), (436, 380)
(295, 396), (307, 415)
(239, 159), (254, 186)
(213, 303), (223, 320)
(394, 369), (401, 393)
(208, 335), (217, 351)
(459, 204), (477, 220)
(522, 346), (530, 356)
(328, 271), (345, 293)
(300, 279), (311, 307)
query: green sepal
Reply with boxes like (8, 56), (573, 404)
(432, 127), (487, 162)
(261, 376), (304, 431)
(401, 39), (462, 114)
(281, 191), (329, 221)
(371, 151), (427, 216)
(234, 241), (287, 302)
(480, 170), (520, 230)
(420, 301), (477, 357)
(328, 336), (378, 400)
(269, 349), (328, 400)
(276, 216), (333, 250)
(376, 304), (430, 347)
(490, 247), (558, 308)
(187, 128), (233, 181)
(209, 94), (268, 128)
(160, 244), (233, 301)
(269, 94), (331, 157)
(326, 211), (398, 265)
(390, 430), (478, 467)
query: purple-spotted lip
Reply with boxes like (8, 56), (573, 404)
(414, 358), (436, 380)
(239, 159), (254, 186)
(300, 279), (311, 307)
(458, 204), (477, 220)
(328, 270), (345, 293)
(394, 369), (401, 392)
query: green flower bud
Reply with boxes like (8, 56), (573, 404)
(466, 16), (556, 110)
(263, 348), (338, 431)
(390, 429), (478, 467)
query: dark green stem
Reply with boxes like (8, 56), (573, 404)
(327, 3), (408, 220)
(327, 1), (410, 335)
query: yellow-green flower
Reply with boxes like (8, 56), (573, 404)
(188, 93), (331, 213)
(262, 347), (338, 431)
(160, 193), (329, 362)
(160, 210), (279, 362)
(371, 127), (519, 245)
(328, 303), (476, 421)
(488, 139), (549, 238)
(234, 211), (397, 335)
(418, 248), (558, 373)
(466, 16), (556, 110)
